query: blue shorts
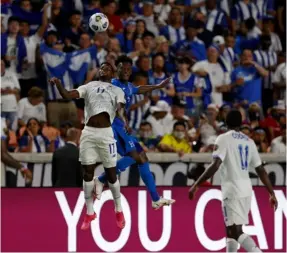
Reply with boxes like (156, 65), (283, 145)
(112, 123), (143, 156)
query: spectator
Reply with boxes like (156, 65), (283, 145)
(18, 118), (54, 153)
(154, 0), (171, 26)
(252, 127), (268, 153)
(150, 53), (174, 104)
(79, 32), (92, 50)
(1, 16), (27, 74)
(1, 58), (20, 130)
(231, 0), (261, 34)
(134, 19), (147, 39)
(173, 55), (203, 116)
(135, 0), (159, 36)
(171, 97), (190, 123)
(106, 37), (122, 56)
(17, 86), (46, 127)
(63, 10), (84, 47)
(159, 121), (191, 155)
(137, 121), (161, 152)
(273, 52), (286, 102)
(231, 49), (268, 106)
(270, 125), (286, 154)
(142, 31), (156, 56)
(173, 20), (206, 62)
(246, 17), (262, 39)
(128, 72), (150, 131)
(52, 128), (82, 187)
(199, 135), (217, 153)
(240, 124), (252, 138)
(54, 121), (73, 149)
(187, 164), (212, 186)
(198, 104), (219, 146)
(128, 38), (145, 64)
(254, 35), (277, 111)
(50, 0), (69, 32)
(200, 0), (228, 33)
(19, 3), (49, 98)
(135, 54), (151, 74)
(160, 7), (186, 45)
(116, 18), (136, 53)
(102, 0), (123, 34)
(192, 45), (230, 107)
(262, 17), (282, 53)
(146, 100), (174, 137)
(218, 103), (231, 127)
(94, 32), (108, 65)
(247, 103), (261, 129)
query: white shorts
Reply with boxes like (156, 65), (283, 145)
(79, 126), (117, 168)
(222, 197), (252, 227)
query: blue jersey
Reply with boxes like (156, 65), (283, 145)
(231, 66), (261, 104)
(112, 78), (139, 126)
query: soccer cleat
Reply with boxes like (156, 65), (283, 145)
(93, 177), (104, 200)
(81, 213), (97, 230)
(152, 197), (176, 210)
(115, 211), (125, 229)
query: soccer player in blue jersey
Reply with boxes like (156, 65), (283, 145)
(95, 55), (175, 209)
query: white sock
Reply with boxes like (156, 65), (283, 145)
(108, 180), (122, 212)
(226, 238), (238, 252)
(238, 234), (262, 252)
(83, 180), (95, 215)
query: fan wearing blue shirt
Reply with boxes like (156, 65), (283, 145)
(231, 49), (269, 105)
(96, 55), (175, 209)
(116, 18), (136, 54)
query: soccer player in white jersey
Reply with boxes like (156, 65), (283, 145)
(188, 110), (278, 252)
(1, 117), (32, 182)
(49, 62), (127, 230)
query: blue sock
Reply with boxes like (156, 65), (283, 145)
(138, 162), (160, 202)
(98, 156), (136, 183)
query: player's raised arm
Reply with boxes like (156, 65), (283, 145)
(137, 77), (173, 94)
(255, 164), (278, 210)
(49, 77), (80, 99)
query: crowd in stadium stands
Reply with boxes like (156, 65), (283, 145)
(1, 0), (286, 156)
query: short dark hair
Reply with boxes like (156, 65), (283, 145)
(245, 17), (256, 30)
(8, 16), (20, 24)
(115, 55), (133, 66)
(173, 121), (186, 130)
(226, 109), (242, 129)
(142, 31), (155, 39)
(140, 121), (152, 128)
(69, 10), (82, 18)
(28, 87), (44, 98)
(133, 71), (148, 80)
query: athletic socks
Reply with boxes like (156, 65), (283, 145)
(226, 238), (238, 252)
(83, 180), (95, 215)
(98, 156), (136, 183)
(238, 234), (262, 252)
(138, 162), (160, 202)
(108, 179), (122, 212)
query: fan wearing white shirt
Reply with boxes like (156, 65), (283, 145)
(273, 54), (286, 102)
(262, 18), (282, 53)
(192, 45), (231, 107)
(18, 2), (50, 97)
(189, 109), (278, 253)
(1, 58), (20, 130)
(270, 126), (286, 154)
(17, 87), (47, 127)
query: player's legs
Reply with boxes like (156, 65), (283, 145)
(223, 198), (262, 252)
(79, 128), (98, 230)
(97, 131), (125, 229)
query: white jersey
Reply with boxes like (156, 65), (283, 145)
(77, 81), (126, 124)
(212, 130), (262, 199)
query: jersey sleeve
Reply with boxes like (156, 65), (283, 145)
(116, 88), (126, 104)
(212, 135), (227, 162)
(250, 141), (262, 168)
(76, 84), (88, 98)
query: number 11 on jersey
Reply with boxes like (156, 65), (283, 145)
(238, 144), (249, 170)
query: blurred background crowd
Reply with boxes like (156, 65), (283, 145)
(1, 0), (286, 157)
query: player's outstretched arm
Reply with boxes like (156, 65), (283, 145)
(117, 103), (127, 127)
(137, 77), (172, 94)
(255, 164), (278, 210)
(49, 77), (80, 99)
(188, 157), (222, 200)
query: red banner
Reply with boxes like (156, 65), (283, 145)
(1, 187), (286, 252)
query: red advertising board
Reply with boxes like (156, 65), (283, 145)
(1, 187), (286, 252)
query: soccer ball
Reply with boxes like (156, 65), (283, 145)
(89, 13), (109, 33)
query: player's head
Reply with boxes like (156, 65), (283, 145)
(225, 109), (242, 130)
(99, 62), (114, 81)
(116, 55), (133, 82)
